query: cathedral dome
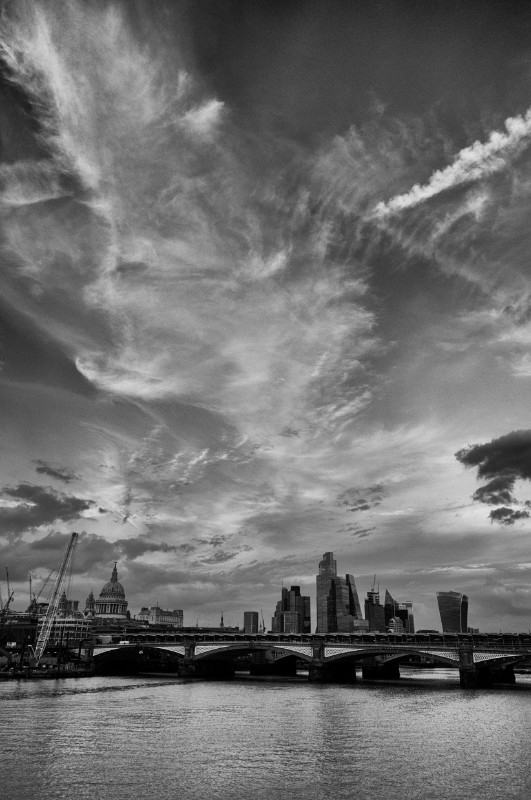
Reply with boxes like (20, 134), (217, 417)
(95, 563), (128, 621)
(99, 563), (125, 599)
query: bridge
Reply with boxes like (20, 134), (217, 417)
(91, 632), (531, 688)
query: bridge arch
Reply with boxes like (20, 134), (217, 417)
(193, 642), (313, 662)
(322, 646), (461, 667)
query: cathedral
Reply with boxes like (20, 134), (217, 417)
(85, 563), (129, 623)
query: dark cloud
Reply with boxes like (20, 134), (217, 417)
(114, 536), (184, 560)
(0, 483), (94, 534)
(472, 475), (516, 505)
(336, 484), (384, 512)
(279, 427), (299, 437)
(489, 507), (530, 526)
(33, 459), (79, 483)
(456, 430), (531, 480)
(456, 430), (531, 524)
(0, 531), (114, 582)
(201, 550), (239, 564)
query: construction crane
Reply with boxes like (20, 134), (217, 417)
(6, 566), (11, 603)
(0, 591), (14, 619)
(31, 532), (79, 664)
(35, 569), (56, 604)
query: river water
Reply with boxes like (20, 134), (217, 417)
(2, 669), (531, 800)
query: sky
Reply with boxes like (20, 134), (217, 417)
(2, 0), (531, 632)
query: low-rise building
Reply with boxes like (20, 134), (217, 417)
(137, 605), (183, 627)
(47, 616), (93, 648)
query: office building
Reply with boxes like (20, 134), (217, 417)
(271, 585), (311, 634)
(384, 589), (398, 625)
(397, 601), (415, 634)
(47, 616), (92, 648)
(437, 591), (468, 633)
(316, 552), (366, 633)
(316, 552), (337, 633)
(244, 611), (259, 635)
(364, 588), (386, 632)
(384, 589), (415, 633)
(387, 616), (405, 634)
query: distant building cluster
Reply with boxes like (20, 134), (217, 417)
(271, 585), (311, 633)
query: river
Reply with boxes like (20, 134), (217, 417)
(2, 669), (531, 800)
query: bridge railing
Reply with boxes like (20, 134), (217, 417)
(92, 633), (531, 653)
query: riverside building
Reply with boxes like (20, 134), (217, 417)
(137, 605), (183, 627)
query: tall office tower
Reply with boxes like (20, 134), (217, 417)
(271, 585), (311, 633)
(244, 611), (259, 635)
(436, 591), (468, 633)
(384, 589), (398, 625)
(345, 574), (363, 618)
(316, 552), (365, 633)
(316, 552), (337, 633)
(397, 601), (415, 634)
(364, 588), (386, 632)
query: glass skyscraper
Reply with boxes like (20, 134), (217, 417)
(316, 552), (365, 633)
(436, 591), (468, 633)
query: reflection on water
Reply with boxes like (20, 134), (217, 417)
(2, 671), (531, 800)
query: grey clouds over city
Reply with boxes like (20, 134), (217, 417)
(2, 0), (531, 630)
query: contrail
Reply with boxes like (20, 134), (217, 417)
(373, 108), (531, 217)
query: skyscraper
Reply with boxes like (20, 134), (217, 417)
(384, 589), (415, 633)
(397, 601), (415, 634)
(316, 552), (366, 633)
(384, 589), (398, 625)
(437, 591), (468, 633)
(243, 611), (259, 634)
(364, 587), (386, 632)
(316, 552), (337, 633)
(271, 585), (311, 633)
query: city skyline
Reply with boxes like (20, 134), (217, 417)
(1, 550), (483, 634)
(3, 1), (531, 632)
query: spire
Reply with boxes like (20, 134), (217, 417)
(111, 562), (118, 582)
(220, 611), (224, 628)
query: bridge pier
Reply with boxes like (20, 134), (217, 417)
(486, 664), (516, 685)
(192, 659), (235, 680)
(308, 660), (357, 683)
(361, 657), (400, 681)
(249, 651), (297, 676)
(458, 645), (479, 688)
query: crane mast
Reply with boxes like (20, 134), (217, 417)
(32, 532), (79, 664)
